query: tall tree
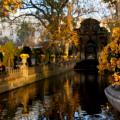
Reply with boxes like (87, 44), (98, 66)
(10, 0), (110, 47)
(13, 0), (102, 39)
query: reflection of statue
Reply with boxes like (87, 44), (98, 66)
(21, 93), (29, 114)
(79, 71), (101, 114)
(7, 83), (37, 113)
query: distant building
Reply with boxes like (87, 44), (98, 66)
(0, 16), (44, 46)
(0, 22), (17, 42)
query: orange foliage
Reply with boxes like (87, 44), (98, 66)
(98, 27), (120, 73)
(112, 27), (120, 38)
(98, 27), (120, 85)
(0, 0), (22, 17)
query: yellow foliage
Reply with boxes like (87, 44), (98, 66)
(98, 27), (120, 73)
(0, 0), (22, 17)
(70, 31), (79, 46)
(112, 27), (120, 38)
(112, 72), (120, 86)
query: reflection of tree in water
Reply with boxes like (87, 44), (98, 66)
(0, 71), (80, 119)
(79, 71), (101, 115)
(0, 80), (45, 114)
(7, 84), (37, 113)
(0, 71), (118, 119)
(46, 72), (80, 120)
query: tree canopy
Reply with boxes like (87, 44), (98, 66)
(103, 0), (119, 18)
(16, 0), (80, 44)
(0, 0), (22, 17)
(1, 0), (112, 47)
(1, 41), (16, 67)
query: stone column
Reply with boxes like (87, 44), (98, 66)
(51, 54), (55, 63)
(64, 42), (69, 60)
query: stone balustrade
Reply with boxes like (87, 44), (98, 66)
(0, 60), (75, 94)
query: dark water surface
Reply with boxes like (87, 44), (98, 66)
(0, 70), (120, 120)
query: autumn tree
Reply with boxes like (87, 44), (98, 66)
(13, 0), (104, 41)
(1, 41), (16, 67)
(0, 0), (22, 17)
(8, 0), (111, 57)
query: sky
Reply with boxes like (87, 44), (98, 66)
(10, 0), (112, 22)
(78, 0), (112, 20)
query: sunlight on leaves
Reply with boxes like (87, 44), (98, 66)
(0, 0), (22, 17)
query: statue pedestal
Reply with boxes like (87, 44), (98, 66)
(20, 65), (28, 77)
(51, 54), (55, 63)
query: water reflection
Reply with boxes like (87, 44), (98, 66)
(0, 70), (119, 119)
(79, 71), (101, 114)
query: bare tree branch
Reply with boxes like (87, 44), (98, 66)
(8, 13), (47, 28)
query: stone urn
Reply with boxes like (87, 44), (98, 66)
(105, 84), (120, 112)
(105, 72), (120, 112)
(20, 53), (29, 66)
(20, 53), (29, 77)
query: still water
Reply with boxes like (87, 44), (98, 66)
(0, 70), (120, 120)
